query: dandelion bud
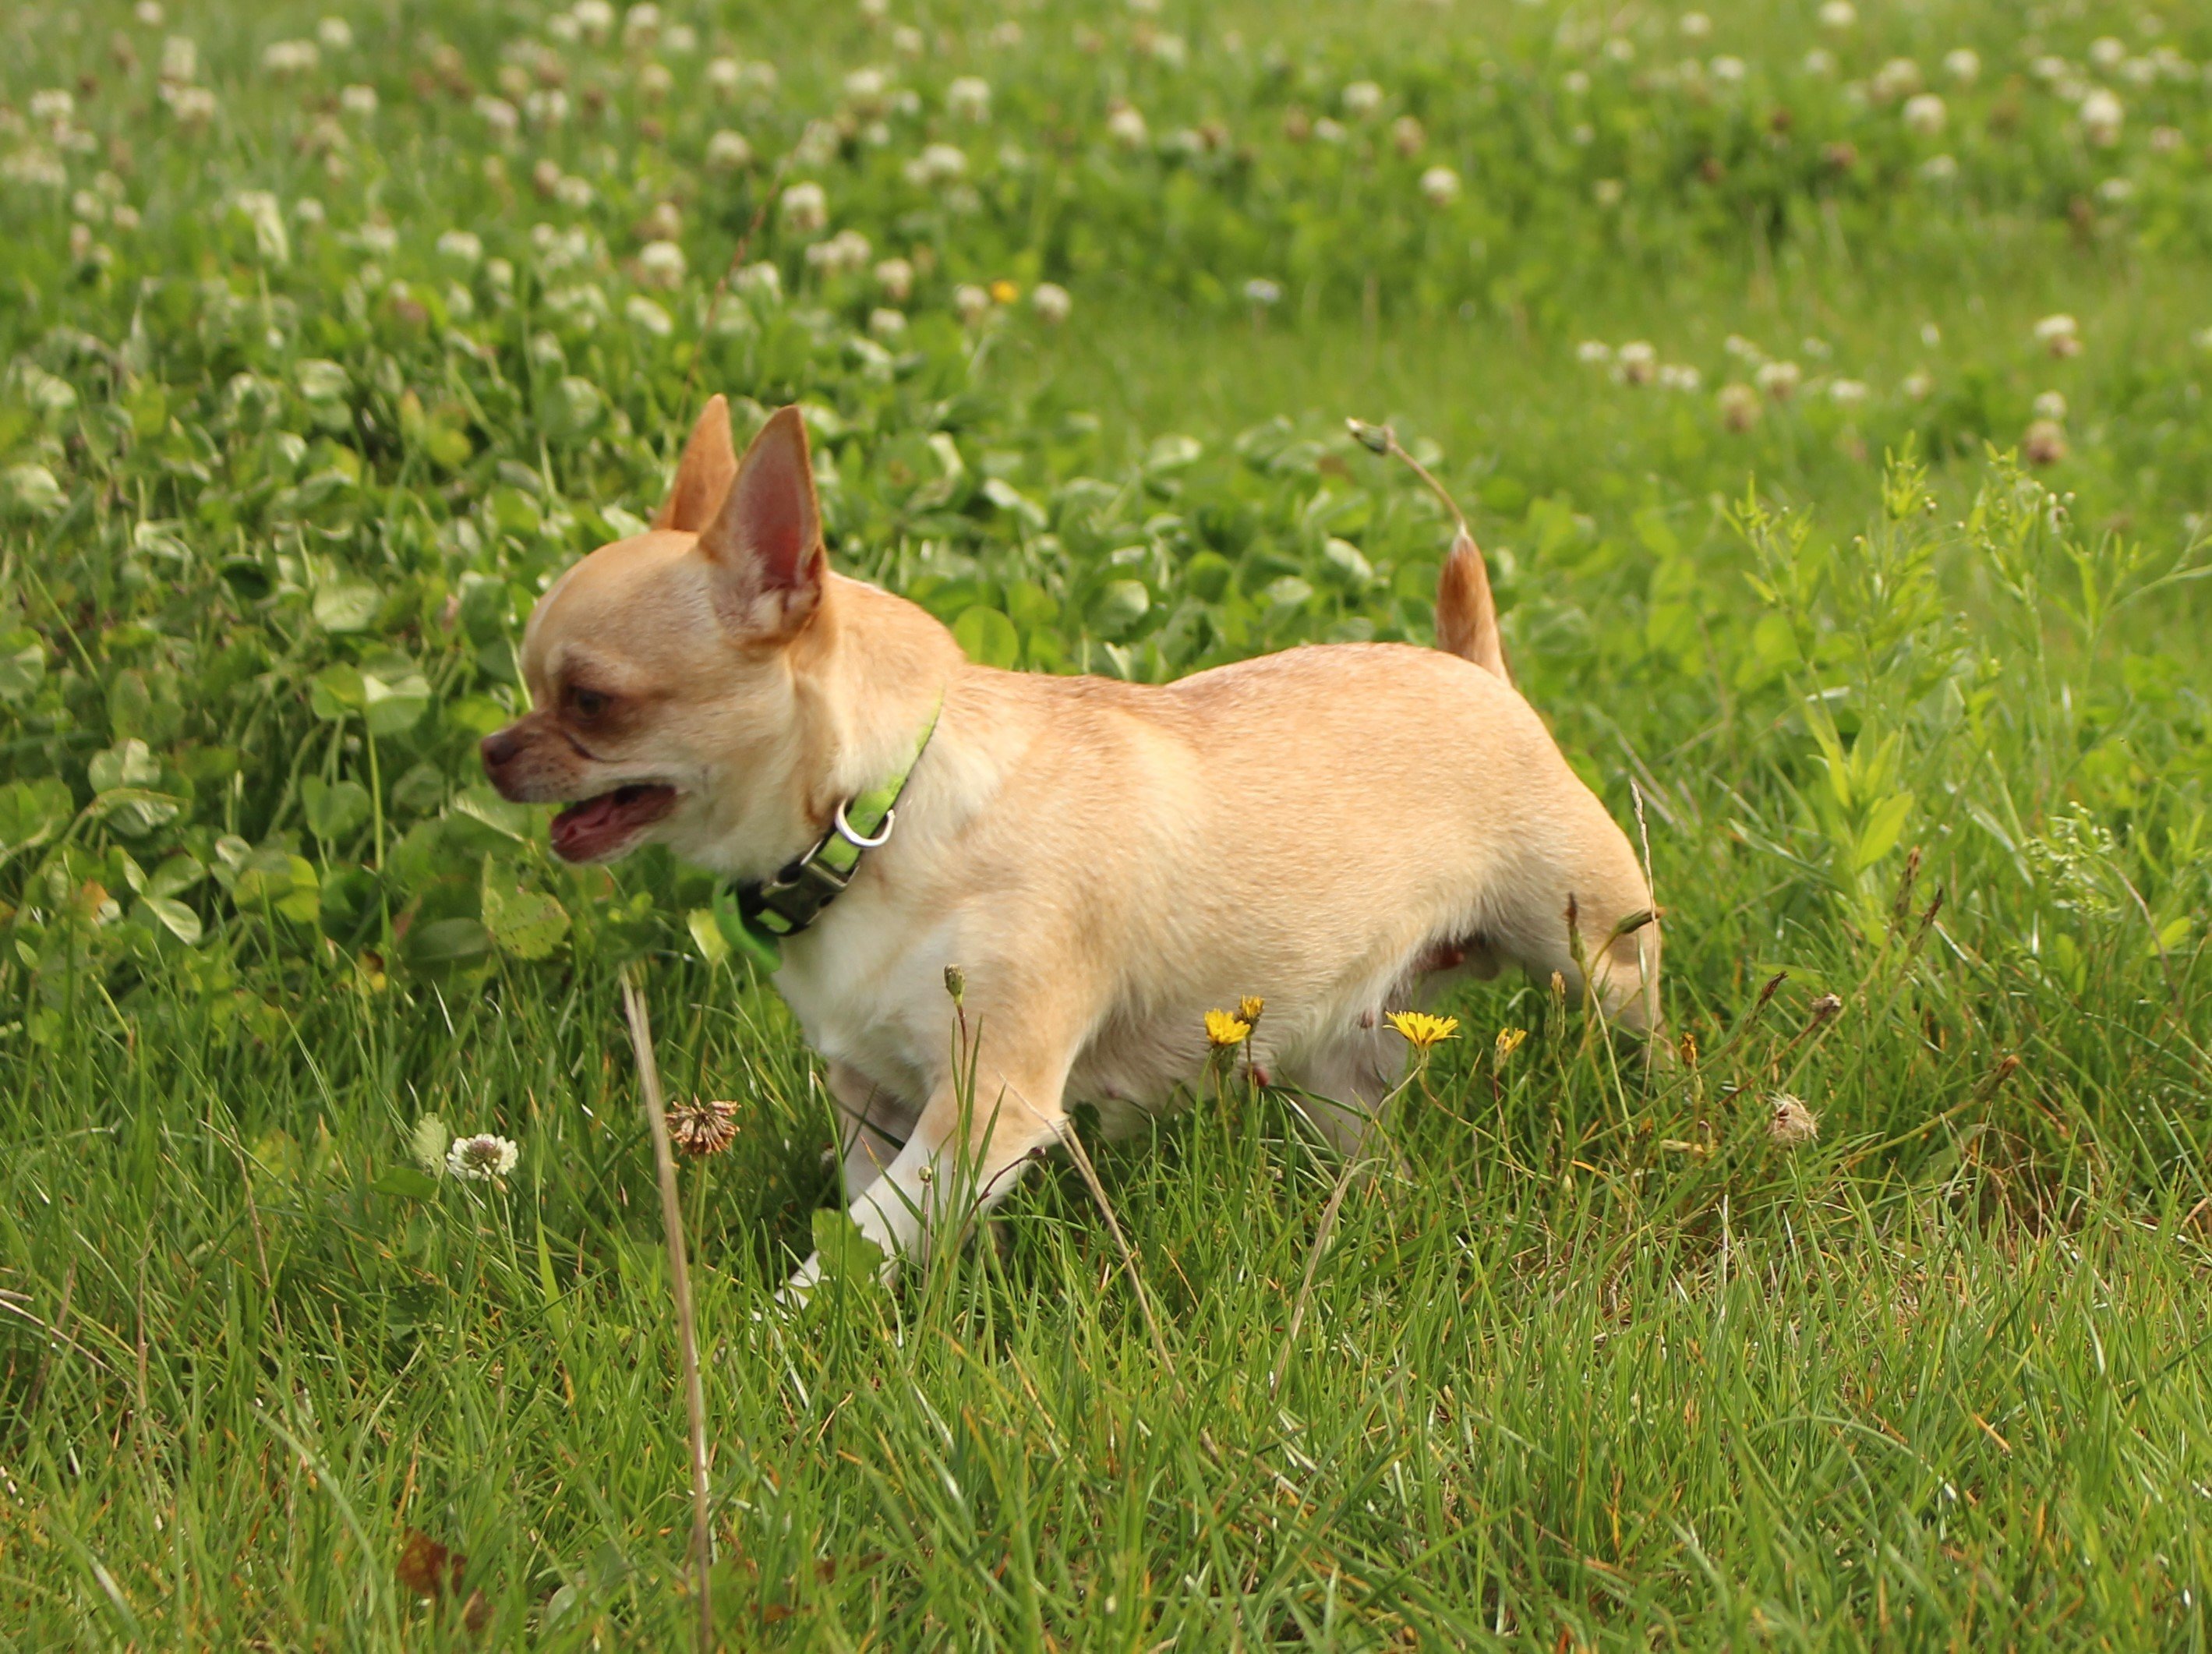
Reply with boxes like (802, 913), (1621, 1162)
(1494, 1027), (1528, 1062)
(1345, 418), (1392, 454)
(1238, 995), (1265, 1026)
(1806, 992), (1843, 1029)
(943, 964), (965, 1005)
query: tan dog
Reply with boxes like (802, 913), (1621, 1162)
(482, 398), (1660, 1295)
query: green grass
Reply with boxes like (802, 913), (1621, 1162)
(5, 0), (2212, 1645)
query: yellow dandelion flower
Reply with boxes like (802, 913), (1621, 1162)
(1238, 995), (1265, 1025)
(989, 277), (1019, 304)
(1205, 1008), (1252, 1048)
(1387, 1010), (1460, 1051)
(1493, 1027), (1528, 1062)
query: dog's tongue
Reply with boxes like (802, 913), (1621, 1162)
(549, 784), (677, 861)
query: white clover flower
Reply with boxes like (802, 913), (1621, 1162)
(2079, 87), (2123, 147)
(1920, 154), (1959, 183)
(447, 1133), (519, 1181)
(317, 16), (354, 51)
(906, 142), (968, 186)
(1418, 164), (1461, 207)
(135, 1), (165, 24)
(1661, 363), (1703, 391)
(2149, 125), (2181, 154)
(1817, 0), (1855, 27)
(1756, 359), (1802, 400)
(1903, 94), (1946, 136)
(2034, 390), (2069, 421)
(262, 40), (320, 77)
(664, 23), (696, 54)
(476, 96), (520, 136)
(780, 180), (828, 234)
(1871, 58), (1921, 101)
(625, 293), (673, 335)
(947, 76), (991, 122)
(868, 306), (908, 340)
(436, 228), (482, 265)
(573, 0), (616, 45)
(1341, 80), (1384, 117)
(2096, 176), (2134, 204)
(734, 260), (781, 301)
(624, 3), (661, 45)
(1615, 340), (1657, 384)
(1829, 378), (1870, 408)
(340, 83), (377, 116)
(528, 88), (572, 126)
(1106, 105), (1148, 148)
(2088, 36), (2125, 71)
(1562, 69), (1590, 97)
(1679, 12), (1712, 41)
(161, 35), (197, 82)
(705, 129), (753, 171)
(1943, 48), (1981, 84)
(1576, 339), (1612, 365)
(2030, 55), (2069, 83)
(706, 56), (742, 97)
(1244, 277), (1282, 306)
(555, 174), (594, 208)
(637, 239), (685, 287)
(1902, 369), (1934, 400)
(1031, 281), (1071, 324)
(293, 196), (326, 226)
(874, 256), (913, 302)
(952, 283), (991, 323)
(804, 227), (871, 274)
(30, 89), (75, 124)
(636, 62), (673, 101)
(892, 24), (923, 57)
(1710, 55), (1746, 85)
(2034, 313), (2079, 344)
(1312, 116), (1346, 143)
(1593, 178), (1624, 207)
(1803, 48), (1836, 76)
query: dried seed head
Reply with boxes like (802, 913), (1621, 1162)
(1807, 992), (1843, 1029)
(1755, 970), (1790, 1011)
(1769, 1094), (1819, 1146)
(667, 1097), (738, 1157)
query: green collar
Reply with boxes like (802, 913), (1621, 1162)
(712, 695), (943, 974)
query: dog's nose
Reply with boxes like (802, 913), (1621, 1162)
(480, 726), (525, 772)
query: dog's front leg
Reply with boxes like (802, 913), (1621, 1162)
(780, 1053), (1069, 1303)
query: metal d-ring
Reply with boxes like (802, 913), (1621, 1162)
(832, 799), (896, 850)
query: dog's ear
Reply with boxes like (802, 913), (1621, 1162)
(697, 404), (825, 637)
(653, 394), (740, 532)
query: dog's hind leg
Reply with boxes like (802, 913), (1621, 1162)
(825, 1060), (918, 1201)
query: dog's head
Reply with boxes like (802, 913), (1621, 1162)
(480, 398), (831, 868)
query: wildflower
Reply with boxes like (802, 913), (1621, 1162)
(1943, 48), (1980, 83)
(1920, 154), (1959, 183)
(1593, 178), (1624, 207)
(340, 83), (377, 116)
(624, 294), (673, 336)
(528, 87), (573, 125)
(1659, 363), (1702, 391)
(1418, 165), (1461, 207)
(667, 1097), (738, 1157)
(1751, 359), (1799, 401)
(1238, 995), (1265, 1026)
(624, 3), (661, 46)
(637, 239), (685, 288)
(1031, 282), (1071, 324)
(947, 76), (991, 122)
(1205, 1008), (1252, 1048)
(1803, 48), (1836, 76)
(705, 129), (753, 171)
(2079, 87), (2123, 147)
(1387, 1010), (1459, 1051)
(318, 16), (354, 51)
(906, 142), (968, 186)
(635, 63), (673, 102)
(1710, 55), (1746, 86)
(1616, 341), (1657, 384)
(891, 24), (923, 58)
(554, 174), (593, 209)
(1106, 104), (1148, 148)
(1829, 378), (1870, 408)
(952, 283), (991, 323)
(1390, 114), (1425, 156)
(262, 40), (321, 77)
(989, 277), (1019, 304)
(161, 34), (197, 82)
(1494, 1027), (1528, 1062)
(476, 95), (520, 137)
(1902, 369), (1934, 399)
(1563, 70), (1591, 98)
(1244, 277), (1282, 306)
(1768, 1095), (1818, 1146)
(29, 89), (75, 125)
(1341, 80), (1383, 117)
(436, 228), (482, 265)
(943, 965), (966, 1004)
(2150, 125), (2183, 155)
(447, 1133), (520, 1180)
(1679, 12), (1712, 41)
(574, 0), (616, 45)
(2087, 36), (2125, 72)
(135, 1), (164, 23)
(1871, 58), (1920, 102)
(780, 180), (828, 235)
(869, 306), (907, 340)
(705, 56), (740, 97)
(2023, 419), (2069, 467)
(2034, 313), (2081, 358)
(805, 228), (872, 276)
(1576, 339), (1612, 366)
(874, 256), (914, 303)
(1903, 94), (1945, 136)
(2095, 177), (2133, 205)
(1816, 0), (1854, 27)
(1718, 382), (1761, 430)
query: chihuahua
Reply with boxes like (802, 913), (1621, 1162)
(482, 398), (1660, 1296)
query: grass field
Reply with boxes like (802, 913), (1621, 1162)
(5, 0), (2212, 1646)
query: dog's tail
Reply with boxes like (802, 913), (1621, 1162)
(1435, 524), (1511, 684)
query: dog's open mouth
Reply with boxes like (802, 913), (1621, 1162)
(549, 783), (678, 862)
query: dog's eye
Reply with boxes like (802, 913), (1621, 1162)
(570, 687), (610, 719)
